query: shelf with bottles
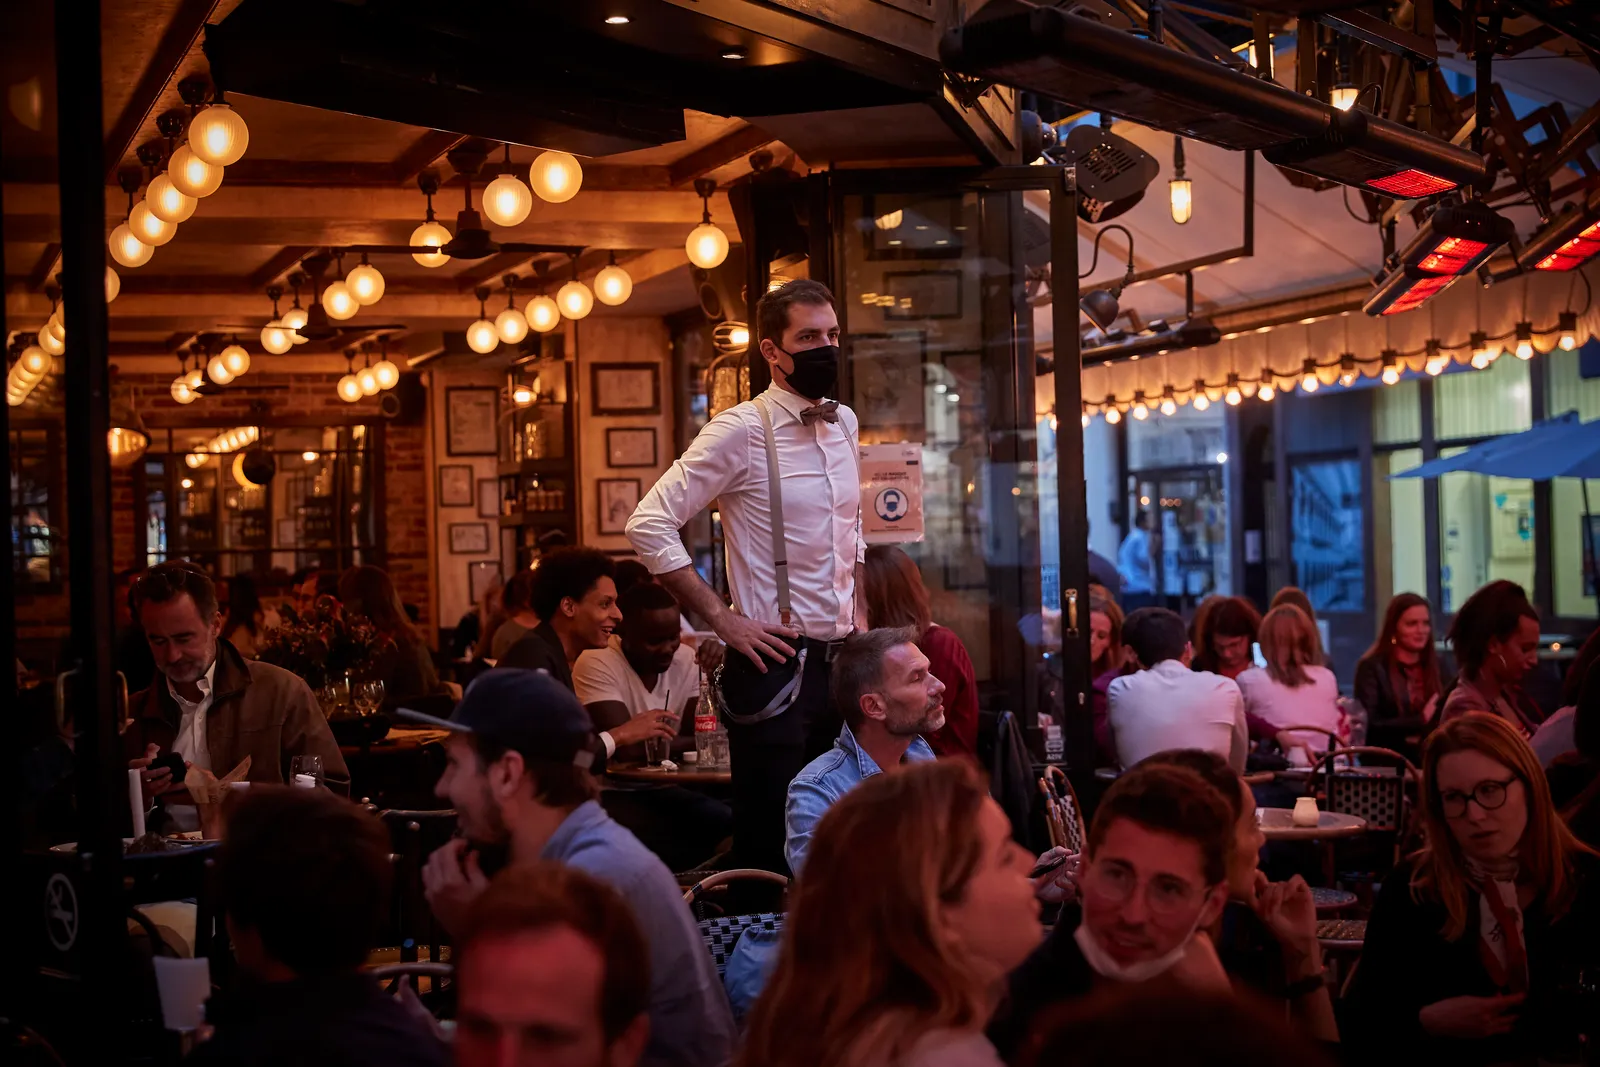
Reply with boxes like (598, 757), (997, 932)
(497, 475), (573, 527)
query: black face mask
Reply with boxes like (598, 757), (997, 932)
(778, 343), (839, 401)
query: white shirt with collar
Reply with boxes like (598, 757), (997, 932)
(1107, 659), (1248, 772)
(574, 637), (699, 759)
(626, 384), (864, 641)
(167, 658), (217, 773)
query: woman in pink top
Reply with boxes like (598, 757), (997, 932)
(1235, 604), (1346, 765)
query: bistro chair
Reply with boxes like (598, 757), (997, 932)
(682, 868), (789, 921)
(1304, 745), (1419, 890)
(368, 960), (454, 1010)
(1037, 766), (1086, 853)
(378, 808), (459, 982)
(1271, 724), (1341, 769)
(684, 869), (790, 980)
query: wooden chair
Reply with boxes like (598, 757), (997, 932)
(683, 869), (791, 979)
(682, 868), (789, 921)
(1272, 724), (1341, 768)
(378, 809), (459, 982)
(1037, 766), (1086, 853)
(1305, 746), (1419, 887)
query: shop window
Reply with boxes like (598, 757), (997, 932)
(1435, 356), (1532, 441)
(1126, 402), (1225, 468)
(1373, 448), (1426, 607)
(1547, 348), (1600, 617)
(1289, 458), (1364, 612)
(1373, 380), (1421, 445)
(10, 428), (61, 588)
(1438, 446), (1534, 613)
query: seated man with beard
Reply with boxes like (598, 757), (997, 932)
(407, 669), (734, 1067)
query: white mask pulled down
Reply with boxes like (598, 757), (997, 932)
(1074, 920), (1197, 983)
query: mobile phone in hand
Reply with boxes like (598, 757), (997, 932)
(152, 752), (187, 780)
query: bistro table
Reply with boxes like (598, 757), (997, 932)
(606, 761), (733, 787)
(340, 726), (452, 810)
(1256, 807), (1367, 841)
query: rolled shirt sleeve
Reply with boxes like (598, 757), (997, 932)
(625, 410), (751, 576)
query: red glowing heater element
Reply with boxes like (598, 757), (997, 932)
(1535, 221), (1600, 272)
(1366, 169), (1458, 198)
(1417, 236), (1489, 274)
(1364, 200), (1512, 316)
(1363, 268), (1458, 317)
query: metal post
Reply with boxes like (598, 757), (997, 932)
(0, 98), (19, 1018)
(55, 0), (128, 1042)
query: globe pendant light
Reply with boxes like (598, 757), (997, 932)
(109, 223), (153, 268)
(373, 337), (400, 391)
(558, 279), (594, 320)
(129, 201), (177, 247)
(337, 354), (363, 403)
(495, 273), (529, 343)
(171, 378), (196, 404)
(322, 258), (359, 321)
(280, 275), (309, 343)
(105, 265), (121, 303)
(207, 351), (235, 385)
(188, 100), (250, 166)
(260, 286), (295, 354)
(529, 149), (582, 203)
(20, 345), (51, 377)
(39, 323), (65, 356)
(411, 172), (452, 266)
(45, 312), (65, 346)
(483, 143), (533, 227)
(346, 255), (385, 306)
(357, 363), (380, 396)
(526, 293), (560, 333)
(184, 367), (205, 391)
(221, 341), (251, 377)
(146, 174), (197, 224)
(685, 178), (729, 269)
(467, 286), (500, 354)
(167, 145), (223, 198)
(595, 253), (633, 306)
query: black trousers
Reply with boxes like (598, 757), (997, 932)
(725, 644), (840, 875)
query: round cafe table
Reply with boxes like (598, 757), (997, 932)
(1256, 807), (1367, 842)
(606, 761), (732, 787)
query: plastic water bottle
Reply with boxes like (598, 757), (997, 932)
(695, 676), (728, 770)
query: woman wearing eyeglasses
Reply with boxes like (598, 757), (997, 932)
(1345, 712), (1600, 1065)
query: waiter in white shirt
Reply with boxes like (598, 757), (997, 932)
(626, 279), (865, 873)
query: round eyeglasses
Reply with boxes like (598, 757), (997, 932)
(1438, 777), (1518, 819)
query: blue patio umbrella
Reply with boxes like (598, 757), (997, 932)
(1387, 412), (1600, 480)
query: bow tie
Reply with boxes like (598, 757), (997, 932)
(799, 401), (840, 425)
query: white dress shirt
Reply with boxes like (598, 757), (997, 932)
(574, 638), (699, 758)
(626, 385), (864, 641)
(168, 659), (217, 773)
(1107, 659), (1248, 772)
(1235, 665), (1343, 766)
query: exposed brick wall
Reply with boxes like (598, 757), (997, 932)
(14, 370), (432, 651)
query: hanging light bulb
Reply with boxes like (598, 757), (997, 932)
(129, 201), (177, 247)
(207, 353), (235, 385)
(171, 377), (195, 404)
(526, 293), (560, 332)
(166, 145), (223, 198)
(496, 307), (529, 344)
(1193, 393), (1211, 411)
(188, 102), (250, 166)
(322, 279), (358, 320)
(411, 220), (452, 267)
(281, 305), (307, 331)
(20, 345), (50, 377)
(1105, 406), (1122, 424)
(1160, 397), (1178, 416)
(260, 321), (293, 355)
(1132, 401), (1149, 420)
(221, 343), (250, 377)
(1259, 384), (1276, 401)
(595, 255), (633, 306)
(1380, 349), (1401, 385)
(1514, 321), (1535, 360)
(1330, 83), (1359, 111)
(145, 174), (196, 224)
(467, 318), (500, 354)
(1558, 311), (1579, 351)
(1300, 360), (1319, 393)
(558, 278), (594, 320)
(108, 223), (153, 268)
(337, 373), (363, 403)
(105, 265), (120, 303)
(357, 364), (380, 396)
(528, 149), (583, 203)
(1169, 136), (1193, 225)
(373, 356), (400, 391)
(686, 177), (730, 269)
(346, 258), (385, 306)
(184, 367), (205, 391)
(38, 325), (65, 357)
(1468, 330), (1494, 369)
(484, 144), (534, 226)
(512, 383), (536, 405)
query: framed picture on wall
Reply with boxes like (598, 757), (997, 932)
(446, 387), (499, 455)
(606, 427), (658, 468)
(849, 331), (925, 430)
(477, 478), (499, 518)
(468, 560), (502, 605)
(597, 478), (641, 535)
(591, 363), (660, 416)
(883, 270), (963, 320)
(449, 522), (491, 555)
(438, 464), (475, 507)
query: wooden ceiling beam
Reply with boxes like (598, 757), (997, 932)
(103, 0), (221, 180)
(246, 245), (314, 290)
(666, 123), (774, 187)
(26, 243), (61, 291)
(391, 130), (469, 183)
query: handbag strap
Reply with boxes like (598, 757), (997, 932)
(754, 397), (792, 627)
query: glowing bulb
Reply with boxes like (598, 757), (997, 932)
(1426, 357), (1447, 375)
(204, 355), (232, 385)
(1193, 394), (1210, 411)
(185, 453), (208, 468)
(1105, 407), (1122, 424)
(346, 263), (385, 305)
(595, 263), (633, 306)
(1160, 399), (1177, 416)
(260, 321), (293, 355)
(1472, 349), (1492, 369)
(496, 307), (530, 344)
(188, 103), (250, 166)
(686, 222), (730, 269)
(512, 384), (535, 405)
(167, 145), (223, 198)
(337, 374), (363, 403)
(184, 369), (204, 391)
(1382, 366), (1401, 385)
(129, 201), (176, 246)
(357, 366), (380, 396)
(146, 175), (196, 224)
(1515, 339), (1534, 360)
(1297, 373), (1317, 393)
(20, 345), (50, 376)
(1330, 85), (1359, 111)
(1259, 384), (1275, 401)
(221, 344), (250, 376)
(373, 359), (400, 390)
(39, 328), (64, 356)
(302, 451), (318, 463)
(411, 221), (452, 267)
(281, 306), (307, 331)
(1216, 451), (1229, 464)
(1132, 403), (1149, 420)
(467, 319), (500, 354)
(525, 295), (560, 333)
(728, 325), (750, 348)
(108, 224), (153, 268)
(528, 150), (582, 203)
(1225, 387), (1241, 405)
(557, 279), (594, 320)
(170, 378), (195, 404)
(322, 280), (358, 320)
(105, 265), (120, 303)
(180, 478), (193, 490)
(483, 172), (533, 227)
(1081, 413), (1091, 427)
(1169, 178), (1192, 225)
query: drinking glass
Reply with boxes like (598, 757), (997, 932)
(355, 679), (385, 716)
(290, 754), (324, 788)
(644, 736), (670, 766)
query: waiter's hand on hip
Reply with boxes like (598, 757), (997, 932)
(714, 611), (798, 672)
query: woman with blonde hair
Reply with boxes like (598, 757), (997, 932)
(1346, 713), (1600, 1065)
(1234, 605), (1344, 764)
(1089, 591), (1127, 765)
(739, 759), (1042, 1067)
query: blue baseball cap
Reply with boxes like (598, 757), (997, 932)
(397, 668), (597, 769)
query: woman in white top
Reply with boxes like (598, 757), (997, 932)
(1236, 604), (1346, 765)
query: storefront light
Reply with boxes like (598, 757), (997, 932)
(1259, 384), (1275, 401)
(1558, 311), (1579, 351)
(1300, 360), (1319, 393)
(1514, 322), (1535, 360)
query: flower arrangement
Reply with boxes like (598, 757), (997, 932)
(258, 595), (392, 690)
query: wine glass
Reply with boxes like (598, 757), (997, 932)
(354, 679), (385, 717)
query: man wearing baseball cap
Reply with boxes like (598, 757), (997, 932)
(406, 669), (734, 1067)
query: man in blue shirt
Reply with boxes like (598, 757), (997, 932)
(1118, 510), (1159, 609)
(406, 669), (735, 1067)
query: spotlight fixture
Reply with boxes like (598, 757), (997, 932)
(557, 256), (594, 320)
(187, 98), (250, 167)
(686, 177), (730, 269)
(529, 149), (583, 204)
(496, 274), (530, 343)
(594, 253), (633, 306)
(346, 255), (385, 306)
(166, 145), (223, 198)
(1558, 311), (1579, 351)
(1514, 322), (1535, 360)
(483, 144), (534, 227)
(1169, 136), (1192, 225)
(1078, 223), (1135, 332)
(1521, 200), (1600, 273)
(468, 286), (500, 354)
(411, 172), (453, 267)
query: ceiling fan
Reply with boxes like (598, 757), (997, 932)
(214, 257), (406, 347)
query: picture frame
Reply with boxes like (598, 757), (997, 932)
(438, 464), (475, 507)
(477, 478), (499, 518)
(596, 477), (642, 536)
(445, 387), (499, 455)
(606, 427), (658, 468)
(468, 560), (502, 605)
(849, 331), (926, 430)
(449, 522), (492, 555)
(590, 363), (661, 416)
(884, 270), (963, 320)
(862, 192), (964, 262)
